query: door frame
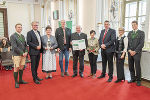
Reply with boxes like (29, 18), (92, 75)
(0, 8), (8, 38)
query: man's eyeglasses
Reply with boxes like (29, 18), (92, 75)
(119, 30), (124, 31)
(33, 25), (38, 26)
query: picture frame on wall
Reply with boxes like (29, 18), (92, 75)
(53, 10), (59, 20)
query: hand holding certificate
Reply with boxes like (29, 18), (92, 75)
(72, 39), (86, 50)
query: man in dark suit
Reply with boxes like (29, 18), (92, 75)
(98, 20), (116, 82)
(71, 25), (88, 78)
(27, 21), (43, 84)
(128, 21), (145, 86)
(55, 20), (71, 77)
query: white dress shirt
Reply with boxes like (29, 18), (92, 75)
(33, 30), (41, 47)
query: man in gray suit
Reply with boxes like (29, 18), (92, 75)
(128, 21), (145, 86)
(10, 23), (28, 88)
(98, 20), (116, 82)
(71, 25), (88, 78)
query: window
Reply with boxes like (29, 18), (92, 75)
(124, 0), (146, 34)
(0, 12), (4, 37)
(138, 1), (146, 29)
(0, 8), (8, 38)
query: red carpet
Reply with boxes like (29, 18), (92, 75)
(0, 56), (150, 100)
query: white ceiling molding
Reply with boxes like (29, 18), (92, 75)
(5, 0), (41, 4)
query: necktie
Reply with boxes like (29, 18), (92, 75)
(102, 30), (107, 43)
(63, 29), (66, 44)
(131, 31), (138, 39)
(35, 31), (41, 46)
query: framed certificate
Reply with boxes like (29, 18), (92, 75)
(72, 39), (86, 50)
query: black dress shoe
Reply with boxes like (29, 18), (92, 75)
(114, 79), (122, 83)
(9, 66), (12, 70)
(88, 73), (93, 77)
(136, 81), (141, 86)
(19, 80), (28, 84)
(34, 80), (41, 84)
(80, 74), (84, 78)
(37, 77), (43, 81)
(107, 78), (112, 82)
(15, 83), (19, 88)
(72, 74), (77, 77)
(49, 76), (53, 79)
(128, 80), (136, 83)
(97, 75), (105, 79)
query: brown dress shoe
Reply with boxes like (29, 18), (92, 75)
(64, 72), (69, 76)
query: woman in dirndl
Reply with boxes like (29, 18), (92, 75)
(42, 26), (58, 79)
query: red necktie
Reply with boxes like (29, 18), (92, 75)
(102, 30), (107, 43)
(63, 29), (66, 44)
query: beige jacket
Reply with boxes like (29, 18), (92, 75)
(87, 37), (100, 55)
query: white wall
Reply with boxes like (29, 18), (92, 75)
(5, 1), (42, 38)
(78, 0), (96, 37)
(34, 4), (42, 34)
(7, 2), (31, 38)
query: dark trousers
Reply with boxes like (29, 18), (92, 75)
(30, 54), (40, 81)
(128, 52), (141, 81)
(88, 53), (98, 74)
(116, 53), (125, 80)
(101, 50), (114, 78)
(73, 51), (84, 75)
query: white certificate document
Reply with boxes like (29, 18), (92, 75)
(72, 39), (86, 50)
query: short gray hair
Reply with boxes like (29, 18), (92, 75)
(31, 21), (39, 25)
(76, 25), (82, 29)
(61, 19), (66, 23)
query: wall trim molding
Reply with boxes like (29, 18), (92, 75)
(6, 1), (40, 5)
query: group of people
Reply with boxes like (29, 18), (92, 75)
(97, 20), (144, 87)
(9, 19), (144, 88)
